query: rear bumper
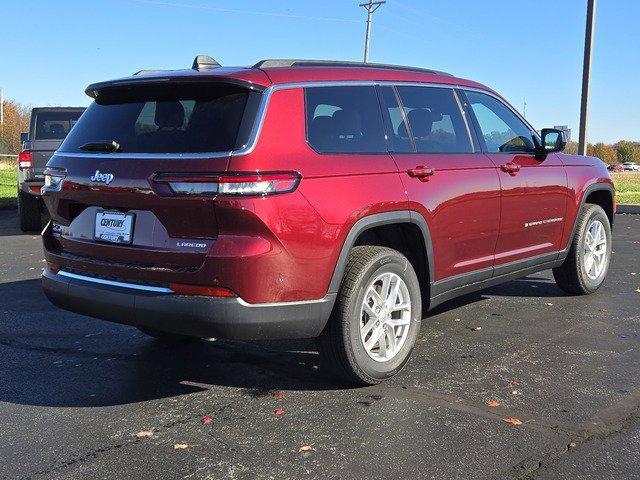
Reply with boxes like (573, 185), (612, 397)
(41, 269), (335, 340)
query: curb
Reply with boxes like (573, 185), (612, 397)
(617, 204), (640, 214)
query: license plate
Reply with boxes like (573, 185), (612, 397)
(94, 210), (135, 244)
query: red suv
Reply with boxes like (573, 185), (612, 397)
(41, 56), (615, 384)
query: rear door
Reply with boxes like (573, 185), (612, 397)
(380, 85), (501, 288)
(462, 90), (567, 270)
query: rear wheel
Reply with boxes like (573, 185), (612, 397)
(553, 204), (611, 295)
(17, 188), (42, 232)
(318, 246), (422, 385)
(137, 326), (198, 343)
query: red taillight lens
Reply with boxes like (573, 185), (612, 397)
(154, 172), (301, 196)
(170, 283), (236, 297)
(18, 151), (32, 170)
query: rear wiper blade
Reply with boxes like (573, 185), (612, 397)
(79, 141), (121, 152)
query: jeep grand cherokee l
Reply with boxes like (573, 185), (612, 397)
(41, 56), (615, 385)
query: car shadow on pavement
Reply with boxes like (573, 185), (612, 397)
(0, 274), (567, 409)
(0, 209), (46, 237)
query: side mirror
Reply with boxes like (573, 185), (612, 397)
(537, 128), (566, 157)
(20, 132), (28, 144)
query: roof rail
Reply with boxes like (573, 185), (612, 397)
(252, 59), (451, 76)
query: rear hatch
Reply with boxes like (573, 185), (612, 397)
(43, 78), (266, 283)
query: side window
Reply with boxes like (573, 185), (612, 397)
(305, 86), (386, 153)
(465, 91), (535, 153)
(395, 86), (473, 153)
(379, 87), (413, 153)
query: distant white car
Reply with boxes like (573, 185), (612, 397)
(622, 162), (640, 171)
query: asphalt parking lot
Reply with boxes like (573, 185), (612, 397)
(0, 209), (638, 480)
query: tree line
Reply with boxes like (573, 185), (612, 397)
(564, 140), (640, 164)
(0, 99), (30, 155)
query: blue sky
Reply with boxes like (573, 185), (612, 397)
(1, 0), (637, 143)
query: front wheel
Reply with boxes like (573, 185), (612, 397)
(553, 204), (612, 295)
(318, 246), (422, 385)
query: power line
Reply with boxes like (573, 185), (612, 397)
(359, 0), (386, 63)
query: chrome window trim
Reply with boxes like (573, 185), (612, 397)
(56, 80), (534, 161)
(57, 270), (173, 293)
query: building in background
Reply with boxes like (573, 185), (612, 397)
(554, 125), (572, 142)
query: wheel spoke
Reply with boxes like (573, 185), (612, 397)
(362, 301), (378, 319)
(388, 317), (410, 327)
(380, 274), (391, 302)
(390, 303), (410, 313)
(361, 317), (377, 338)
(368, 287), (384, 307)
(378, 330), (388, 358)
(364, 329), (380, 351)
(385, 328), (397, 355)
(388, 278), (401, 308)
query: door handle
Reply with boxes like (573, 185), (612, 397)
(407, 166), (435, 181)
(500, 162), (521, 176)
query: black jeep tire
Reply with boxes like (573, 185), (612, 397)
(137, 326), (198, 343)
(553, 204), (612, 295)
(317, 246), (422, 386)
(18, 188), (42, 232)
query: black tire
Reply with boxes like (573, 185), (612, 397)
(553, 204), (612, 295)
(137, 326), (198, 343)
(17, 188), (42, 232)
(318, 246), (422, 385)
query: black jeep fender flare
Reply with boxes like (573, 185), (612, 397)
(326, 211), (434, 295)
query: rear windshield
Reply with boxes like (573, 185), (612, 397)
(59, 83), (255, 154)
(34, 111), (83, 140)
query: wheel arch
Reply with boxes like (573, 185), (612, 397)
(561, 182), (615, 257)
(327, 211), (434, 308)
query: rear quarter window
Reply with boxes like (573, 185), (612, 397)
(304, 86), (386, 154)
(59, 84), (255, 154)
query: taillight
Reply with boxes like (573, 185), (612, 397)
(43, 167), (67, 193)
(154, 172), (301, 197)
(170, 283), (236, 297)
(18, 151), (32, 170)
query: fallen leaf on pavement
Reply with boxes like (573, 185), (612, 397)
(135, 431), (153, 438)
(274, 408), (285, 416)
(299, 444), (316, 453)
(511, 390), (520, 395)
(636, 288), (640, 293)
(486, 400), (501, 407)
(201, 415), (212, 425)
(272, 390), (285, 400)
(502, 417), (523, 426)
(453, 318), (461, 322)
(568, 442), (577, 449)
(507, 379), (519, 387)
(471, 326), (482, 331)
(599, 308), (607, 312)
(173, 443), (190, 449)
(545, 302), (553, 306)
(631, 272), (637, 276)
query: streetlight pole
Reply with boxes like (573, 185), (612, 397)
(360, 0), (386, 63)
(578, 0), (596, 156)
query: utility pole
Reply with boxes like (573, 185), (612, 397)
(578, 0), (596, 156)
(360, 0), (386, 63)
(0, 87), (4, 140)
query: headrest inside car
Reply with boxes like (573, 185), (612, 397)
(332, 109), (363, 137)
(155, 101), (185, 129)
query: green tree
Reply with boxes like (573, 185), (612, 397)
(591, 142), (618, 164)
(616, 141), (640, 163)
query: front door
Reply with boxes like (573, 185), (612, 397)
(379, 85), (501, 287)
(462, 90), (567, 270)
